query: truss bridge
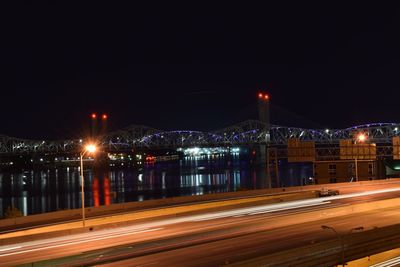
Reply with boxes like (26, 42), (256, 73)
(1, 120), (400, 155)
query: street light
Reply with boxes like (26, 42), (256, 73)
(356, 133), (367, 143)
(321, 225), (364, 266)
(354, 133), (367, 182)
(80, 144), (97, 227)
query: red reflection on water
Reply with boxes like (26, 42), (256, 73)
(92, 178), (100, 207)
(104, 176), (111, 206)
(252, 170), (257, 189)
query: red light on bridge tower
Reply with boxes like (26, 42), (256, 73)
(257, 92), (270, 129)
(91, 113), (98, 137)
(101, 114), (108, 135)
(257, 93), (270, 101)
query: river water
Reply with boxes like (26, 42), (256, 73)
(0, 153), (312, 216)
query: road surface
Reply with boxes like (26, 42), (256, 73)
(2, 186), (400, 266)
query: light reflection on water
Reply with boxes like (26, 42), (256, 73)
(0, 154), (311, 216)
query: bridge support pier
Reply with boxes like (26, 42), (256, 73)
(258, 144), (266, 166)
(266, 146), (279, 188)
(254, 144), (276, 189)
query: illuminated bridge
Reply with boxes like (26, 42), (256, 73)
(1, 120), (400, 155)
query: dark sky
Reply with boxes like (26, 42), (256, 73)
(2, 3), (400, 139)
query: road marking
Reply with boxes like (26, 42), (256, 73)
(370, 256), (400, 267)
(0, 228), (163, 257)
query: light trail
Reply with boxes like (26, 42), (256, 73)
(0, 228), (163, 257)
(0, 246), (22, 252)
(1, 187), (400, 257)
(191, 201), (331, 222)
(247, 201), (331, 215)
(189, 187), (400, 222)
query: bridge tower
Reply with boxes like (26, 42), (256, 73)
(90, 113), (109, 137)
(91, 113), (98, 137)
(100, 114), (108, 135)
(257, 92), (273, 187)
(257, 92), (270, 129)
(256, 92), (271, 143)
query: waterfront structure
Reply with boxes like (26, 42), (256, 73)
(1, 93), (400, 183)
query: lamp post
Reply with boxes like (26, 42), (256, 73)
(80, 144), (97, 227)
(321, 225), (364, 266)
(354, 133), (367, 182)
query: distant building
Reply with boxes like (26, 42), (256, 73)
(313, 160), (383, 184)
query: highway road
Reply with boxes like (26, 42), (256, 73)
(0, 180), (398, 235)
(2, 186), (400, 266)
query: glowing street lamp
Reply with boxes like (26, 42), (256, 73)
(356, 133), (367, 143)
(354, 133), (367, 182)
(85, 144), (96, 153)
(80, 144), (97, 227)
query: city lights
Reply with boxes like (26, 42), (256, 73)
(4, 6), (400, 267)
(178, 147), (240, 156)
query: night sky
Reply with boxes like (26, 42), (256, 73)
(2, 3), (400, 139)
